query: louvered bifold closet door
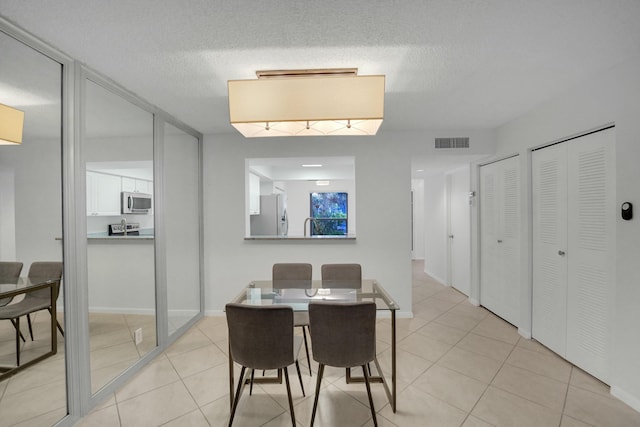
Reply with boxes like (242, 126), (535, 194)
(566, 128), (615, 383)
(499, 157), (520, 326)
(532, 127), (615, 383)
(480, 163), (500, 317)
(532, 143), (569, 356)
(480, 156), (520, 326)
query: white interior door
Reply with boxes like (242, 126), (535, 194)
(498, 157), (520, 325)
(448, 167), (471, 296)
(479, 156), (520, 325)
(480, 163), (500, 314)
(532, 143), (569, 356)
(566, 128), (615, 382)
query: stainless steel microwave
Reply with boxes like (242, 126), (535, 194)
(121, 191), (152, 214)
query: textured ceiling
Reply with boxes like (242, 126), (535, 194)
(1, 0), (640, 138)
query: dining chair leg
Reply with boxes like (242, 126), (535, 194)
(10, 319), (26, 342)
(310, 363), (325, 427)
(15, 317), (21, 367)
(26, 314), (34, 341)
(294, 360), (305, 396)
(249, 368), (255, 396)
(283, 367), (296, 427)
(362, 364), (377, 427)
(48, 308), (65, 336)
(229, 366), (246, 427)
(302, 326), (312, 376)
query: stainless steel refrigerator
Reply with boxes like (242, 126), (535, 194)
(250, 193), (288, 236)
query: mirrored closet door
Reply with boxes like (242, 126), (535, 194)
(0, 29), (67, 425)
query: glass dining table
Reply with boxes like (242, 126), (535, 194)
(229, 278), (399, 413)
(0, 277), (61, 379)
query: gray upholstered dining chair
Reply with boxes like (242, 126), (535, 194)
(25, 262), (64, 339)
(321, 263), (362, 287)
(272, 262), (313, 375)
(225, 303), (305, 427)
(0, 262), (63, 341)
(0, 262), (63, 366)
(0, 261), (23, 307)
(308, 301), (378, 427)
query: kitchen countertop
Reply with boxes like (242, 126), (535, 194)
(87, 229), (155, 240)
(244, 234), (356, 241)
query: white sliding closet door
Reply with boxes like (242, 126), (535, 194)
(479, 156), (520, 325)
(532, 127), (615, 383)
(532, 143), (569, 356)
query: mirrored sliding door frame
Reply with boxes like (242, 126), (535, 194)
(0, 15), (204, 425)
(78, 67), (204, 411)
(153, 112), (205, 348)
(0, 16), (76, 425)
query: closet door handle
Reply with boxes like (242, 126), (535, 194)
(497, 240), (503, 243)
(558, 250), (566, 256)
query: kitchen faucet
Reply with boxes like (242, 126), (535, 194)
(121, 217), (127, 236)
(303, 217), (316, 237)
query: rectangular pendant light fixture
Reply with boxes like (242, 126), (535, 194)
(228, 69), (384, 138)
(0, 103), (25, 145)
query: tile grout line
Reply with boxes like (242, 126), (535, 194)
(457, 331), (521, 427)
(558, 366), (574, 427)
(424, 284), (574, 424)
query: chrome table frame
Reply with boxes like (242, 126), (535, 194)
(228, 279), (398, 413)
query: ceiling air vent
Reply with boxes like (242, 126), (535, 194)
(435, 137), (469, 149)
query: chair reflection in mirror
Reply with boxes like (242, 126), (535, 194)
(0, 261), (63, 367)
(0, 262), (23, 307)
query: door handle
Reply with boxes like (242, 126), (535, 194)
(497, 239), (503, 243)
(449, 235), (454, 238)
(558, 250), (566, 256)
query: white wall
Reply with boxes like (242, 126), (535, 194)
(204, 129), (496, 318)
(87, 240), (155, 312)
(491, 54), (640, 411)
(0, 138), (63, 268)
(0, 170), (16, 260)
(422, 173), (447, 283)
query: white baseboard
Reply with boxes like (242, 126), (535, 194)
(468, 297), (479, 306)
(424, 270), (447, 286)
(89, 307), (155, 315)
(610, 385), (640, 413)
(205, 309), (225, 317)
(518, 328), (532, 339)
(168, 309), (200, 317)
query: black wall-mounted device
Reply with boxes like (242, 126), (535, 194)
(621, 202), (633, 220)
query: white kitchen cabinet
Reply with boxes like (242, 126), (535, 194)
(122, 176), (152, 194)
(532, 127), (615, 383)
(87, 171), (122, 216)
(121, 176), (136, 192)
(479, 155), (520, 326)
(249, 172), (260, 215)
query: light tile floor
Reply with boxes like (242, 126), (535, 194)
(72, 261), (640, 426)
(0, 309), (67, 427)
